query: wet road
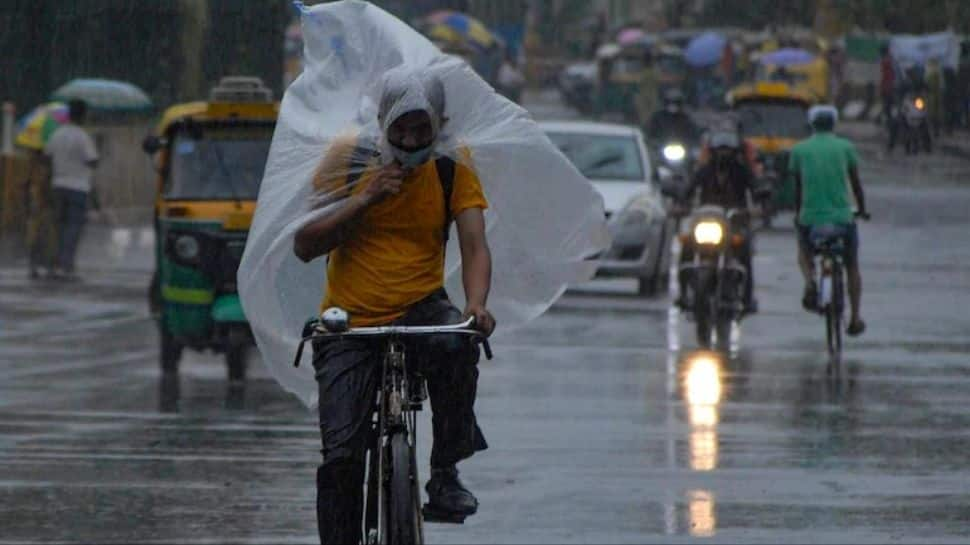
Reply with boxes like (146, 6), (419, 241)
(2, 94), (970, 543)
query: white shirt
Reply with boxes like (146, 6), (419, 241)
(44, 124), (99, 193)
(498, 63), (525, 89)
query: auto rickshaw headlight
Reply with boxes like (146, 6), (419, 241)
(174, 235), (201, 261)
(693, 221), (724, 246)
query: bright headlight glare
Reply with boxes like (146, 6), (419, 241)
(174, 235), (200, 260)
(663, 144), (686, 162)
(914, 97), (925, 110)
(693, 221), (723, 245)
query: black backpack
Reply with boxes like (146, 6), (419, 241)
(346, 143), (456, 243)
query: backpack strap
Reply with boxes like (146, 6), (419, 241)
(345, 139), (380, 187)
(435, 156), (456, 243)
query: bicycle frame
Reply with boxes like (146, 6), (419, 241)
(294, 316), (490, 545)
(810, 229), (847, 374)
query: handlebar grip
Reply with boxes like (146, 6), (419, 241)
(293, 339), (307, 367)
(482, 339), (493, 360)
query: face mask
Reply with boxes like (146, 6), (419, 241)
(391, 145), (434, 168)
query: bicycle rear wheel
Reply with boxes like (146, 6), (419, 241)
(826, 270), (844, 375)
(388, 431), (421, 545)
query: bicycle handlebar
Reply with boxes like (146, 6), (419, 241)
(293, 317), (493, 368)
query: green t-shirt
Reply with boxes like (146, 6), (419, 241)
(790, 132), (858, 226)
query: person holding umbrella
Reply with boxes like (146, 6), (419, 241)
(42, 99), (99, 280)
(15, 102), (69, 279)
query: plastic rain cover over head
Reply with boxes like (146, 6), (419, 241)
(238, 0), (610, 406)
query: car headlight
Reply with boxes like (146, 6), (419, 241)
(620, 209), (648, 227)
(174, 235), (201, 261)
(693, 221), (723, 245)
(663, 143), (687, 163)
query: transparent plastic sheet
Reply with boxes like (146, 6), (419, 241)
(238, 0), (610, 406)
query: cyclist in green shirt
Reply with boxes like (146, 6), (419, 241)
(790, 105), (870, 336)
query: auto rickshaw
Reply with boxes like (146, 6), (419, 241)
(656, 44), (687, 96)
(728, 81), (813, 227)
(755, 55), (829, 103)
(594, 42), (644, 122)
(142, 76), (278, 380)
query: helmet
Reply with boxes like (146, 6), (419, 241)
(663, 88), (685, 112)
(807, 104), (838, 131)
(708, 130), (740, 150)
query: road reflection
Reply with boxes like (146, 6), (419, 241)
(687, 489), (716, 537)
(684, 352), (722, 472)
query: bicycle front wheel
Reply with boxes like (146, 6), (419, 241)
(388, 431), (421, 545)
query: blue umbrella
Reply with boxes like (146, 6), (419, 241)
(759, 48), (815, 67)
(50, 78), (153, 112)
(685, 32), (726, 67)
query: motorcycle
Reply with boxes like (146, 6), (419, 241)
(678, 206), (750, 348)
(654, 141), (697, 212)
(892, 94), (932, 155)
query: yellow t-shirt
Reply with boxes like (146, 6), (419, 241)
(319, 152), (488, 326)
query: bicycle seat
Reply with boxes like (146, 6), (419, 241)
(809, 224), (849, 253)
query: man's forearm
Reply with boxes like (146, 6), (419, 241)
(849, 170), (866, 213)
(461, 243), (491, 308)
(293, 195), (369, 262)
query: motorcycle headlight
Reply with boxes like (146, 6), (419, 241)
(914, 97), (925, 110)
(174, 234), (201, 261)
(693, 221), (724, 245)
(663, 143), (687, 163)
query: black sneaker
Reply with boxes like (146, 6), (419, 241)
(801, 283), (817, 312)
(425, 467), (478, 516)
(847, 319), (866, 337)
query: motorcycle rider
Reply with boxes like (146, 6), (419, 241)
(294, 69), (495, 543)
(791, 105), (869, 336)
(675, 129), (759, 314)
(646, 88), (701, 145)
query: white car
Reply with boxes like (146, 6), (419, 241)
(541, 121), (672, 296)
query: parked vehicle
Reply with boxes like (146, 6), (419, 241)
(558, 61), (598, 115)
(542, 121), (672, 295)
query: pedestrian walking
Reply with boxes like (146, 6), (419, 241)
(43, 99), (99, 280)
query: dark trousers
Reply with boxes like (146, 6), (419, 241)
(52, 187), (88, 273)
(312, 289), (487, 544)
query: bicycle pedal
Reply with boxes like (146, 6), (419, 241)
(422, 504), (468, 524)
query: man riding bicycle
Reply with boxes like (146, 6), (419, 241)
(675, 130), (760, 314)
(294, 69), (495, 544)
(791, 105), (869, 336)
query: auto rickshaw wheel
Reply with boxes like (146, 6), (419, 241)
(160, 326), (183, 375)
(226, 328), (249, 383)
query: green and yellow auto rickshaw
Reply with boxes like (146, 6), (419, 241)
(142, 77), (277, 380)
(595, 42), (645, 122)
(728, 81), (813, 227)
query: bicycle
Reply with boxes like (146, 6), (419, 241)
(293, 308), (493, 545)
(807, 213), (868, 376)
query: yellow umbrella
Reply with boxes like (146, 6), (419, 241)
(425, 11), (495, 50)
(15, 102), (70, 151)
